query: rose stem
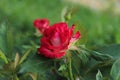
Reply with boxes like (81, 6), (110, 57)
(68, 54), (74, 80)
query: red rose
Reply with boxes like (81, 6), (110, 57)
(36, 22), (81, 59)
(33, 18), (49, 33)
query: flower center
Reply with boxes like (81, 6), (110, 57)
(51, 32), (61, 46)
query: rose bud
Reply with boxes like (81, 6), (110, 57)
(33, 18), (49, 33)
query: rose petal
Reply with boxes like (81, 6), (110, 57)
(70, 31), (81, 43)
(73, 31), (81, 39)
(38, 47), (65, 58)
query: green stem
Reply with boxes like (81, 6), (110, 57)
(68, 55), (74, 80)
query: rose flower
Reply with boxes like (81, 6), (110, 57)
(34, 19), (81, 59)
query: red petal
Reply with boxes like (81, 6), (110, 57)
(38, 47), (66, 59)
(73, 31), (81, 39)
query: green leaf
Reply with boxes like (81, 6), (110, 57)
(58, 65), (66, 71)
(96, 70), (103, 80)
(77, 46), (113, 80)
(19, 48), (32, 65)
(0, 22), (7, 53)
(96, 44), (120, 59)
(0, 22), (14, 59)
(71, 46), (90, 65)
(6, 30), (14, 59)
(14, 53), (20, 69)
(110, 58), (120, 80)
(20, 54), (53, 73)
(79, 45), (113, 61)
(0, 50), (8, 64)
(19, 54), (58, 80)
(70, 47), (92, 80)
(28, 72), (37, 80)
(90, 50), (113, 61)
(13, 75), (19, 80)
(78, 49), (90, 64)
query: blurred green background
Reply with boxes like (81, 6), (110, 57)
(0, 0), (120, 51)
